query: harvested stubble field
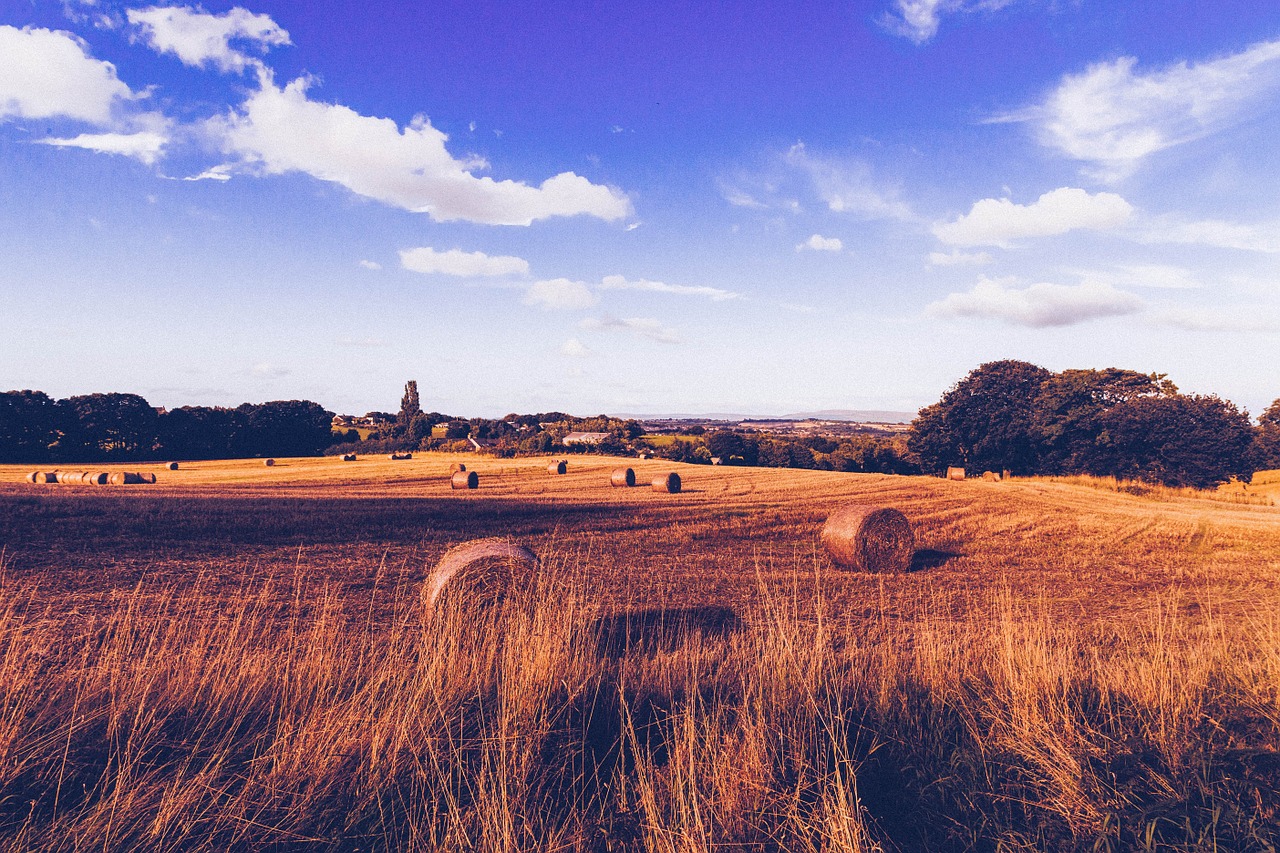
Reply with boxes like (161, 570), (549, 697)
(0, 453), (1278, 851)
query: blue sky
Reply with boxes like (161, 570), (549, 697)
(2, 0), (1279, 417)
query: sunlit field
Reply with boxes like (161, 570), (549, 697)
(0, 454), (1278, 850)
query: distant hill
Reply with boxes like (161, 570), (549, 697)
(611, 409), (916, 424)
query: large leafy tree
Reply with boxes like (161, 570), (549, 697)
(157, 406), (243, 460)
(1035, 368), (1176, 475)
(907, 360), (1053, 475)
(236, 400), (334, 458)
(1255, 399), (1280, 470)
(0, 390), (60, 462)
(58, 393), (158, 460)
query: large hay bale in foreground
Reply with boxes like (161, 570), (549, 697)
(611, 467), (636, 487)
(946, 467), (965, 481)
(821, 504), (914, 573)
(548, 460), (567, 475)
(264, 459), (275, 467)
(166, 462), (179, 470)
(423, 538), (539, 612)
(450, 462), (467, 473)
(652, 472), (681, 493)
(451, 470), (479, 490)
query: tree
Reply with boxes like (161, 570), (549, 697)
(157, 406), (242, 459)
(907, 360), (1053, 475)
(58, 393), (159, 460)
(236, 400), (334, 457)
(1035, 368), (1174, 474)
(1093, 394), (1256, 488)
(399, 380), (421, 427)
(1254, 399), (1280, 470)
(0, 390), (59, 462)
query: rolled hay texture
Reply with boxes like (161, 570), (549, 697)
(341, 454), (357, 462)
(390, 452), (412, 460)
(548, 460), (567, 475)
(451, 470), (479, 490)
(36, 472), (58, 484)
(450, 462), (467, 473)
(264, 459), (276, 467)
(652, 472), (682, 493)
(982, 470), (1000, 482)
(25, 472), (38, 484)
(821, 504), (915, 573)
(140, 472), (157, 484)
(108, 472), (144, 485)
(610, 467), (636, 487)
(946, 466), (965, 481)
(85, 472), (109, 485)
(423, 537), (539, 612)
(166, 462), (179, 470)
(59, 472), (85, 485)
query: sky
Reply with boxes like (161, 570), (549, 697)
(2, 0), (1279, 418)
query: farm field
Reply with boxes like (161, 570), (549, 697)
(0, 454), (1278, 850)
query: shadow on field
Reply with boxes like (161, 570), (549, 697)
(910, 548), (964, 571)
(591, 605), (742, 657)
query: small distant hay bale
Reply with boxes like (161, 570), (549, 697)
(982, 470), (1000, 482)
(450, 462), (467, 473)
(451, 470), (479, 490)
(390, 452), (412, 460)
(946, 467), (965, 481)
(611, 467), (636, 487)
(548, 460), (567, 475)
(264, 459), (276, 467)
(59, 472), (84, 485)
(108, 472), (144, 485)
(36, 472), (58, 484)
(140, 473), (156, 484)
(821, 504), (914, 573)
(85, 472), (109, 485)
(652, 472), (681, 493)
(341, 454), (357, 462)
(423, 537), (539, 612)
(166, 462), (179, 470)
(25, 472), (39, 484)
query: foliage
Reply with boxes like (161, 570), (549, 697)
(1257, 398), (1280, 470)
(58, 393), (159, 460)
(0, 390), (59, 462)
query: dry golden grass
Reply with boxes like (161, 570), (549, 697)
(0, 455), (1278, 850)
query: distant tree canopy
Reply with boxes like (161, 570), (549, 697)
(909, 361), (1260, 488)
(1258, 399), (1280, 470)
(0, 390), (333, 462)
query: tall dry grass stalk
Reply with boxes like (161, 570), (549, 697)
(0, 546), (1275, 850)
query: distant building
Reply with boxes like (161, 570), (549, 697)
(563, 431), (611, 446)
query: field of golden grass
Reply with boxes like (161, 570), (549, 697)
(0, 454), (1277, 850)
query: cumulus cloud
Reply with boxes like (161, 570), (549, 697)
(933, 187), (1132, 247)
(580, 316), (681, 344)
(0, 25), (135, 124)
(524, 279), (598, 310)
(217, 71), (630, 226)
(399, 246), (530, 278)
(127, 5), (290, 73)
(928, 275), (1143, 327)
(40, 129), (168, 164)
(560, 338), (592, 358)
(1005, 39), (1280, 180)
(598, 274), (739, 301)
(797, 234), (843, 252)
(928, 249), (993, 266)
(882, 0), (1020, 44)
(785, 143), (913, 220)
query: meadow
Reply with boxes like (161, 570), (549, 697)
(0, 454), (1277, 851)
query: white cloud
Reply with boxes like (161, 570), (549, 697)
(785, 143), (913, 220)
(882, 0), (1019, 44)
(524, 278), (598, 310)
(217, 71), (631, 226)
(358, 259), (381, 270)
(1136, 217), (1280, 254)
(40, 129), (167, 164)
(399, 246), (530, 278)
(797, 234), (843, 252)
(0, 25), (134, 124)
(560, 338), (592, 358)
(1084, 264), (1202, 290)
(127, 5), (291, 73)
(1007, 39), (1280, 180)
(928, 275), (1143, 327)
(928, 249), (993, 266)
(933, 187), (1132, 247)
(581, 316), (682, 344)
(598, 274), (739, 301)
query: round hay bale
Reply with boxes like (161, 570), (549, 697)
(821, 505), (914, 573)
(450, 462), (467, 473)
(139, 472), (156, 484)
(982, 470), (999, 482)
(423, 537), (539, 612)
(390, 452), (412, 460)
(85, 472), (109, 485)
(548, 460), (567, 475)
(264, 459), (276, 467)
(166, 462), (179, 470)
(25, 472), (38, 484)
(610, 467), (636, 487)
(341, 454), (357, 462)
(451, 470), (479, 490)
(59, 472), (84, 485)
(36, 472), (58, 484)
(652, 472), (681, 493)
(946, 466), (965, 481)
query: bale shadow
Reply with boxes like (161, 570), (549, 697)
(909, 549), (964, 571)
(591, 605), (742, 657)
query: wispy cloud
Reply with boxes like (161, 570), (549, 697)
(785, 143), (914, 221)
(399, 246), (529, 277)
(928, 249), (993, 266)
(524, 278), (598, 310)
(127, 5), (291, 73)
(1001, 38), (1280, 180)
(358, 259), (381, 271)
(40, 128), (168, 164)
(598, 274), (739, 301)
(581, 316), (681, 344)
(797, 234), (843, 252)
(1149, 306), (1277, 333)
(560, 338), (592, 358)
(933, 187), (1132, 247)
(1135, 216), (1280, 253)
(928, 275), (1143, 327)
(881, 0), (1022, 45)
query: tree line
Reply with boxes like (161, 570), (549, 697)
(907, 360), (1279, 488)
(0, 391), (333, 462)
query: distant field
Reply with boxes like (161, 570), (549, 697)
(0, 455), (1278, 850)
